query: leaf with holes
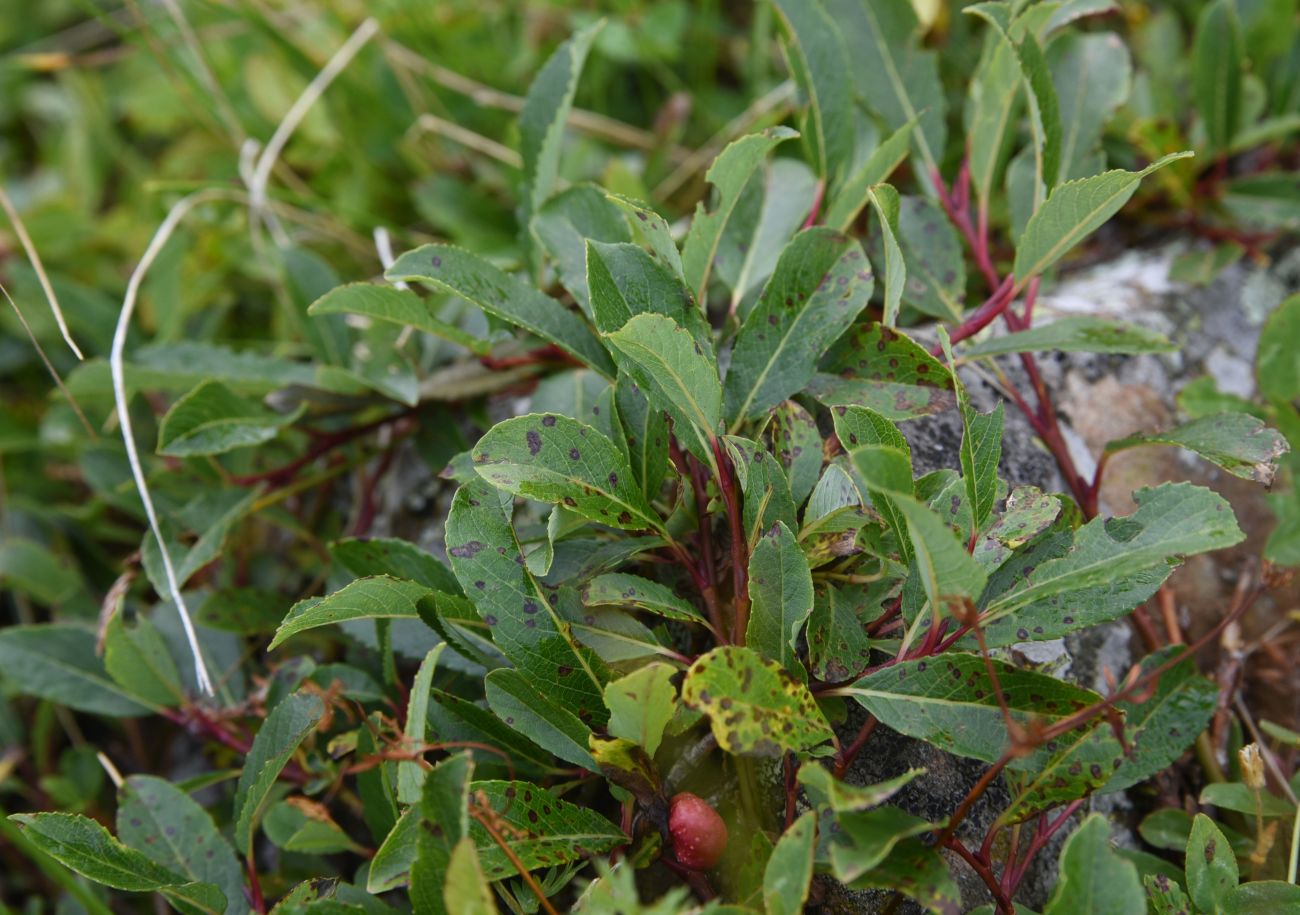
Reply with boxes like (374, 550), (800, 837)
(682, 646), (834, 757)
(446, 478), (609, 724)
(724, 228), (873, 425)
(1106, 412), (1289, 485)
(468, 781), (626, 880)
(387, 244), (614, 377)
(472, 413), (659, 532)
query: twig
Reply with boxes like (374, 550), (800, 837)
(0, 186), (84, 360)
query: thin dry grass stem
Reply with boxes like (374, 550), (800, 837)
(0, 186), (85, 360)
(0, 280), (95, 438)
(408, 113), (524, 168)
(157, 0), (247, 144)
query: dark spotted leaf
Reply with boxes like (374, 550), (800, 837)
(534, 186), (632, 316)
(746, 522), (814, 672)
(1185, 814), (1239, 914)
(772, 401), (823, 509)
(581, 572), (706, 624)
(484, 668), (597, 772)
(1044, 814), (1145, 915)
(471, 413), (660, 533)
(519, 21), (602, 217)
(271, 576), (433, 650)
(603, 662), (678, 757)
(386, 244), (615, 377)
(410, 752), (474, 915)
(468, 781), (626, 880)
(724, 228), (873, 425)
(116, 776), (243, 915)
(157, 380), (298, 457)
(589, 737), (660, 805)
(818, 322), (956, 421)
(764, 810), (817, 915)
(1105, 412), (1289, 485)
(530, 369), (620, 446)
(981, 483), (1244, 632)
(308, 283), (488, 355)
(7, 812), (225, 914)
(725, 436), (798, 547)
(234, 691), (323, 854)
(1145, 874), (1192, 915)
(681, 127), (798, 302)
(682, 646), (834, 757)
(897, 196), (966, 321)
(831, 404), (910, 453)
(604, 313), (722, 460)
(806, 374), (956, 421)
(962, 316), (1176, 358)
(807, 584), (874, 684)
(845, 653), (1103, 768)
(445, 478), (609, 724)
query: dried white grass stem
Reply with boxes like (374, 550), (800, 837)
(111, 188), (244, 696)
(0, 185), (84, 360)
(247, 18), (380, 234)
(409, 113), (523, 168)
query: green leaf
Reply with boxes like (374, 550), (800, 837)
(682, 646), (834, 757)
(142, 488), (259, 593)
(826, 0), (946, 180)
(764, 811), (816, 915)
(1106, 413), (1289, 485)
(961, 315), (1176, 358)
(264, 800), (360, 855)
(1186, 814), (1239, 914)
(1199, 782), (1296, 817)
(1145, 873), (1192, 915)
(0, 624), (151, 716)
(966, 4), (1034, 219)
(104, 612), (183, 709)
(1051, 32), (1133, 181)
(604, 313), (722, 459)
(157, 380), (297, 457)
(386, 244), (614, 377)
(330, 537), (461, 594)
(1224, 882), (1300, 914)
(446, 478), (608, 723)
(1221, 172), (1300, 229)
(398, 644), (445, 804)
(308, 283), (487, 354)
(472, 413), (660, 532)
(1011, 153), (1193, 287)
(0, 538), (79, 604)
(605, 194), (684, 280)
(681, 127), (798, 302)
(867, 186), (906, 328)
(1044, 814), (1145, 915)
(845, 838), (961, 914)
(1169, 242), (1246, 287)
(411, 752), (474, 915)
(772, 401), (823, 509)
(724, 228), (873, 425)
(799, 765), (923, 812)
(615, 376), (670, 504)
(534, 186), (633, 316)
(233, 691), (323, 854)
(603, 662), (677, 758)
(829, 806), (936, 884)
(469, 780), (626, 879)
(586, 240), (702, 340)
(1193, 0), (1244, 155)
(442, 838), (495, 915)
(982, 483), (1244, 627)
(885, 492), (988, 614)
(8, 811), (209, 895)
(1258, 293), (1300, 401)
(272, 576), (433, 649)
(960, 400), (1004, 532)
(717, 159), (818, 316)
(845, 653), (1102, 767)
(368, 807), (419, 894)
(117, 776), (243, 915)
(519, 21), (603, 216)
(485, 667), (597, 771)
(825, 118), (917, 231)
(773, 0), (855, 192)
(746, 522), (815, 671)
(581, 572), (705, 624)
